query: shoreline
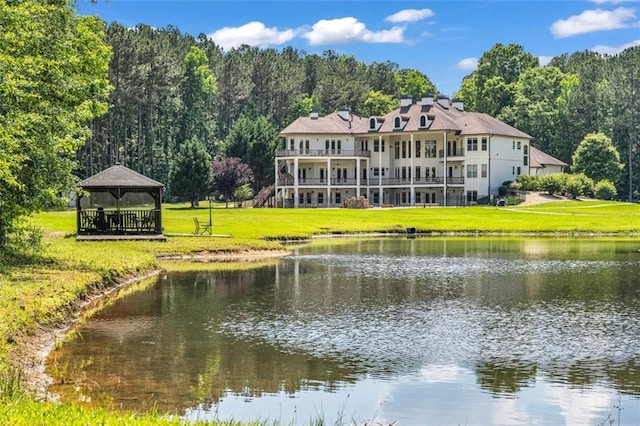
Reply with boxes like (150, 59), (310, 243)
(10, 249), (291, 401)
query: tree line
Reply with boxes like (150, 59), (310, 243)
(458, 43), (640, 200)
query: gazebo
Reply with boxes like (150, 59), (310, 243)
(76, 163), (165, 240)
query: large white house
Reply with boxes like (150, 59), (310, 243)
(275, 94), (557, 208)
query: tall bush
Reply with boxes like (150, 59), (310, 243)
(594, 180), (617, 200)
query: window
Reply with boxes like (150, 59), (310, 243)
(512, 166), (515, 175)
(420, 115), (427, 127)
(425, 140), (437, 158)
(306, 192), (311, 204)
(481, 164), (487, 178)
(318, 192), (324, 204)
(467, 164), (478, 178)
(402, 141), (407, 158)
(320, 168), (325, 182)
(382, 139), (385, 152)
(416, 141), (421, 158)
(305, 140), (310, 151)
(415, 166), (421, 179)
(416, 192), (421, 203)
(513, 141), (516, 150)
(523, 145), (529, 166)
(289, 139), (294, 150)
(467, 137), (478, 152)
(517, 166), (521, 176)
(325, 139), (330, 150)
(394, 116), (401, 129)
(395, 142), (400, 159)
(335, 192), (341, 205)
(374, 139), (380, 152)
(467, 190), (478, 203)
(373, 168), (380, 177)
(517, 141), (521, 150)
(369, 117), (376, 130)
(481, 137), (488, 151)
(373, 192), (379, 204)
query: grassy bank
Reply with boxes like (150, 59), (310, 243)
(2, 200), (640, 425)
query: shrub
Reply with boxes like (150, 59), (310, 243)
(565, 175), (583, 199)
(498, 186), (508, 197)
(538, 174), (563, 195)
(594, 180), (617, 200)
(572, 173), (594, 198)
(516, 174), (539, 191)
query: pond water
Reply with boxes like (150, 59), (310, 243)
(47, 238), (640, 425)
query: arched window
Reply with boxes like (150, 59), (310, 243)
(419, 115), (427, 128)
(394, 116), (401, 129)
(369, 117), (377, 130)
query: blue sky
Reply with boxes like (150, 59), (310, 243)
(77, 0), (640, 96)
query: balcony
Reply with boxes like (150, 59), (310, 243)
(438, 148), (465, 158)
(277, 176), (367, 186)
(275, 149), (371, 158)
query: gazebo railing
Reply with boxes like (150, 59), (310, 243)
(79, 209), (161, 234)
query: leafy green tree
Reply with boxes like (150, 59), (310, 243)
(179, 46), (217, 150)
(395, 69), (437, 99)
(0, 0), (111, 248)
(233, 184), (254, 207)
(225, 116), (279, 190)
(462, 43), (538, 116)
(212, 158), (254, 207)
(168, 138), (212, 207)
(571, 133), (623, 184)
(363, 90), (400, 116)
(500, 67), (574, 154)
(594, 180), (617, 200)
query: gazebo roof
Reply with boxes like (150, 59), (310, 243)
(78, 163), (164, 189)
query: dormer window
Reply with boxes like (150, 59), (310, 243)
(369, 117), (377, 130)
(394, 116), (402, 129)
(419, 114), (433, 129)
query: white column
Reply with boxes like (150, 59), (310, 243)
(356, 158), (361, 198)
(327, 158), (332, 207)
(293, 157), (299, 208)
(378, 135), (383, 207)
(443, 132), (448, 207)
(410, 134), (415, 206)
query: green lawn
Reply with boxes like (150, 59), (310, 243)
(2, 199), (640, 425)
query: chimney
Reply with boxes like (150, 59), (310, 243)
(400, 95), (413, 108)
(452, 98), (464, 111)
(337, 105), (351, 121)
(421, 93), (434, 106)
(437, 95), (450, 109)
(310, 108), (319, 119)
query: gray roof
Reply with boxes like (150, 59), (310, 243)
(279, 111), (369, 135)
(530, 146), (568, 168)
(79, 163), (164, 189)
(374, 102), (533, 138)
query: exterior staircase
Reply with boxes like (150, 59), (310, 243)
(253, 184), (275, 208)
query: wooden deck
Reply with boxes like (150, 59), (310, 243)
(76, 234), (167, 241)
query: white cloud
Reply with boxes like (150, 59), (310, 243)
(538, 55), (554, 66)
(208, 21), (296, 50)
(456, 57), (478, 71)
(591, 39), (640, 54)
(550, 7), (637, 38)
(385, 8), (435, 23)
(303, 17), (405, 45)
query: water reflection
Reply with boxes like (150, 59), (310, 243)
(47, 238), (640, 424)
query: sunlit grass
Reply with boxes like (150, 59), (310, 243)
(3, 198), (640, 425)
